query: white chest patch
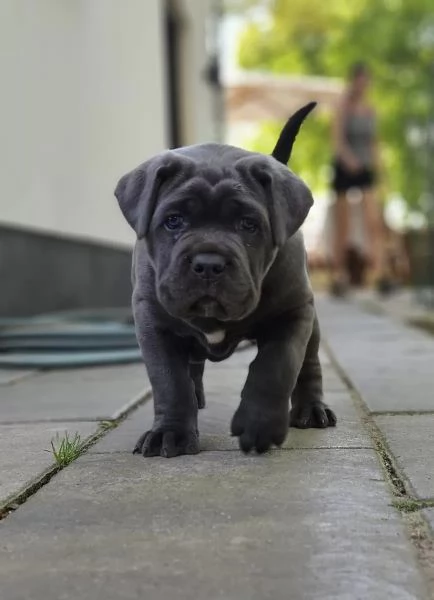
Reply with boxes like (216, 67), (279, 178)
(205, 330), (226, 345)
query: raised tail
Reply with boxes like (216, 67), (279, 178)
(271, 102), (317, 165)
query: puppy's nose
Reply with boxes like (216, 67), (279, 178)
(191, 253), (227, 279)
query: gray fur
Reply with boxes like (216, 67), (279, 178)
(114, 128), (336, 458)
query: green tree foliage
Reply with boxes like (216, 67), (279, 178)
(233, 0), (434, 207)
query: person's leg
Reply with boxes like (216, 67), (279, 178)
(331, 191), (350, 292)
(360, 187), (387, 279)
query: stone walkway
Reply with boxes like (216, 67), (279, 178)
(353, 288), (434, 329)
(0, 296), (433, 599)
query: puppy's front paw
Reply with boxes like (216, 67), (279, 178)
(231, 404), (289, 454)
(289, 400), (337, 429)
(133, 427), (199, 458)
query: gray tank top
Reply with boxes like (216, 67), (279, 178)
(344, 111), (376, 167)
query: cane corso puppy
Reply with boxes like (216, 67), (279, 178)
(115, 102), (336, 458)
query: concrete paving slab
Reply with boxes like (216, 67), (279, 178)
(0, 368), (36, 385)
(91, 347), (365, 454)
(0, 364), (150, 423)
(0, 450), (427, 600)
(317, 297), (434, 413)
(91, 389), (370, 455)
(375, 415), (434, 499)
(319, 346), (332, 365)
(354, 289), (434, 328)
(0, 421), (97, 507)
(204, 351), (348, 397)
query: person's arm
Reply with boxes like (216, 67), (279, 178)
(332, 100), (362, 172)
(370, 108), (382, 175)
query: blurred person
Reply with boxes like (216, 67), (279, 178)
(330, 62), (390, 296)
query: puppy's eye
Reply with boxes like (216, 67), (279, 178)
(164, 215), (184, 231)
(239, 217), (258, 233)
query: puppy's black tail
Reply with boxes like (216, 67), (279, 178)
(271, 101), (317, 165)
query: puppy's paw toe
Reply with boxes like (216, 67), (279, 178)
(133, 428), (200, 458)
(289, 401), (337, 429)
(231, 406), (288, 454)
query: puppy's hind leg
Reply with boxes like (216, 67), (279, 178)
(190, 360), (206, 409)
(289, 313), (337, 428)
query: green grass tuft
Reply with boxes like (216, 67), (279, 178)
(49, 431), (85, 467)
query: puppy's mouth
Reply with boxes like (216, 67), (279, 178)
(190, 296), (227, 319)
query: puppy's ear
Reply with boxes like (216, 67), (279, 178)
(114, 152), (184, 239)
(236, 156), (313, 247)
(266, 164), (313, 246)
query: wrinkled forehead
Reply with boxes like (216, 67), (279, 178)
(157, 166), (267, 217)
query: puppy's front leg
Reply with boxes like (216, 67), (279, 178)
(231, 304), (314, 454)
(133, 321), (199, 458)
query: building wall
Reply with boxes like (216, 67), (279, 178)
(0, 0), (221, 316)
(0, 0), (168, 248)
(0, 225), (133, 316)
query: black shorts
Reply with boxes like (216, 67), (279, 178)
(331, 160), (376, 193)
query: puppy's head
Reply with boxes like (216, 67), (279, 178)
(115, 145), (313, 324)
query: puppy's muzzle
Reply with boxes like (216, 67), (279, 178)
(190, 252), (228, 281)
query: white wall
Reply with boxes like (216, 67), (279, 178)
(178, 0), (221, 145)
(0, 0), (168, 247)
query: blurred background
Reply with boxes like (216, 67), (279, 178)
(1, 0), (434, 320)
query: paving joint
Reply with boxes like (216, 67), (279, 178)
(370, 410), (434, 417)
(0, 370), (39, 386)
(393, 499), (434, 513)
(0, 388), (152, 522)
(0, 418), (114, 425)
(323, 337), (409, 496)
(89, 444), (374, 456)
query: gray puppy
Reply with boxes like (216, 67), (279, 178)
(115, 103), (336, 458)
